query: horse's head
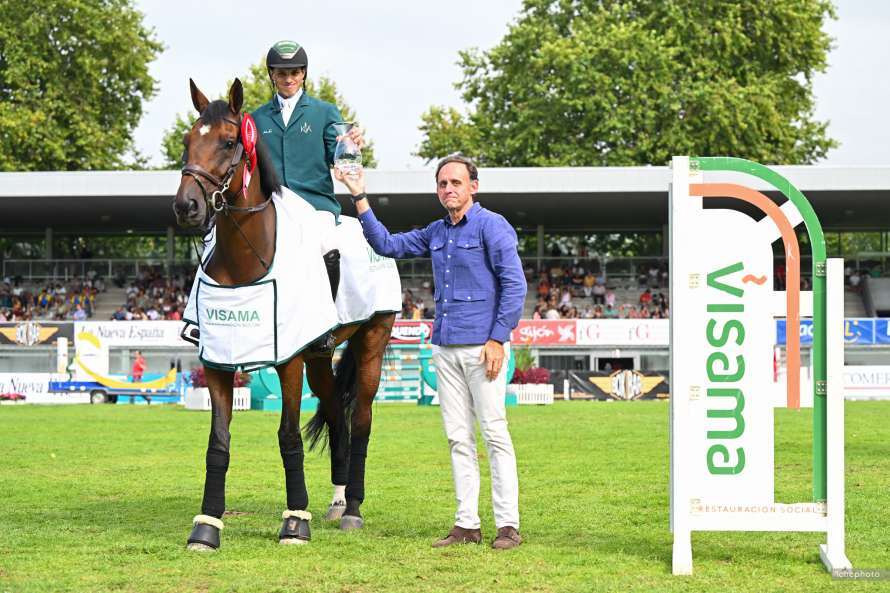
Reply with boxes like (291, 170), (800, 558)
(173, 79), (246, 228)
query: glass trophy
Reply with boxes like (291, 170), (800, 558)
(332, 122), (362, 178)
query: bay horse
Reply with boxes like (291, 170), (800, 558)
(173, 78), (395, 550)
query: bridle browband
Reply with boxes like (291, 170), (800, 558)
(180, 113), (273, 270)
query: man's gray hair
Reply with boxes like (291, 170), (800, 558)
(435, 153), (478, 182)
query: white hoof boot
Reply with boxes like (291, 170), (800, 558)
(187, 542), (218, 552)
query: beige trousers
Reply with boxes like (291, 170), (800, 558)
(433, 342), (519, 530)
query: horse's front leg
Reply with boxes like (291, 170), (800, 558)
(187, 366), (234, 551)
(276, 355), (311, 544)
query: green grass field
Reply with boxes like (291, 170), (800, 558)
(0, 401), (888, 593)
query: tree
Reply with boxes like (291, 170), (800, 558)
(0, 0), (161, 171)
(417, 0), (836, 166)
(161, 61), (377, 169)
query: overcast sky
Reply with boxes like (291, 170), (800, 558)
(132, 0), (889, 169)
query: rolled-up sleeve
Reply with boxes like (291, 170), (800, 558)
(357, 208), (432, 259)
(483, 217), (526, 343)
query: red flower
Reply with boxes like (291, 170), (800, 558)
(510, 367), (550, 385)
(188, 367), (252, 388)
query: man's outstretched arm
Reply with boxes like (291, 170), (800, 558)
(336, 168), (432, 259)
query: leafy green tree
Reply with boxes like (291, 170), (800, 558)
(417, 0), (836, 166)
(0, 0), (161, 171)
(161, 60), (376, 168)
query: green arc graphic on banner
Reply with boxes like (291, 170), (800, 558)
(692, 156), (827, 501)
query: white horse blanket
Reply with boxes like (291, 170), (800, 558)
(182, 187), (401, 370)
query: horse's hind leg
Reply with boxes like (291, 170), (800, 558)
(305, 357), (349, 521)
(187, 367), (233, 551)
(275, 355), (312, 544)
(341, 313), (395, 530)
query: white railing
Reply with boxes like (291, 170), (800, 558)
(2, 259), (195, 282)
(506, 383), (555, 405)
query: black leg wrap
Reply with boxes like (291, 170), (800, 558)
(345, 498), (362, 518)
(345, 435), (369, 506)
(201, 449), (229, 518)
(187, 523), (220, 549)
(281, 448), (309, 511)
(323, 249), (340, 301)
(330, 424), (349, 486)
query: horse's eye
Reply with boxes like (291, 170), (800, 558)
(225, 140), (235, 149)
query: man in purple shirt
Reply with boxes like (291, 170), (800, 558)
(335, 154), (527, 550)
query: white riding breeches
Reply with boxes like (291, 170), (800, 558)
(315, 210), (337, 255)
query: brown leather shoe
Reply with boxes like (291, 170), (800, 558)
(431, 525), (482, 548)
(491, 526), (522, 549)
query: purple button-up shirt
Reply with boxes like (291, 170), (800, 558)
(358, 202), (526, 346)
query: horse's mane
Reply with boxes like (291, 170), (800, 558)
(253, 135), (281, 199)
(200, 100), (282, 199)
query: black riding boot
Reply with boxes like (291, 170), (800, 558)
(323, 249), (340, 300)
(308, 249), (340, 354)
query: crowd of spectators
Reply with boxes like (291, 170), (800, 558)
(528, 261), (670, 320)
(110, 268), (194, 321)
(532, 287), (669, 320)
(0, 275), (103, 322)
(843, 265), (883, 292)
(397, 288), (434, 320)
(8, 253), (887, 326)
(3, 258), (676, 324)
(774, 262), (885, 292)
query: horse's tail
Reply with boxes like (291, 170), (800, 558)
(305, 340), (359, 452)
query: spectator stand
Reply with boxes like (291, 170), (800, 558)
(0, 275), (101, 322)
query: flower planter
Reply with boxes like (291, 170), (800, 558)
(184, 387), (250, 411)
(506, 383), (554, 405)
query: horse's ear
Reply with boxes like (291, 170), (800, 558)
(189, 78), (209, 114)
(229, 78), (244, 114)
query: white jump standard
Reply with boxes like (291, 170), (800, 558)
(669, 156), (851, 575)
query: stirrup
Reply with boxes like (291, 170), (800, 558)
(323, 249), (340, 301)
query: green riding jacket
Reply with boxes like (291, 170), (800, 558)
(252, 92), (343, 219)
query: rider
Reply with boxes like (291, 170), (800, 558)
(252, 40), (363, 353)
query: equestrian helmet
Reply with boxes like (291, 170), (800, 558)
(267, 40), (308, 71)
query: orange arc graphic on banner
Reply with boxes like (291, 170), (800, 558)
(690, 183), (802, 410)
(75, 332), (177, 390)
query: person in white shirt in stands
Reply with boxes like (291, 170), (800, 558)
(544, 304), (561, 320)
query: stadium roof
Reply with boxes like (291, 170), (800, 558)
(0, 165), (888, 234)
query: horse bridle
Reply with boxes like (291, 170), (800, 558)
(181, 115), (264, 214)
(180, 114), (273, 270)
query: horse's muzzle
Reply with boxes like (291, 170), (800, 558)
(173, 198), (201, 227)
(174, 181), (206, 228)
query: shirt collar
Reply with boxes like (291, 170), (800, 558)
(277, 88), (304, 108)
(444, 201), (480, 226)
